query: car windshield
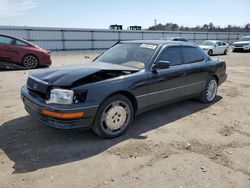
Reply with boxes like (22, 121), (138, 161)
(239, 37), (250, 41)
(95, 43), (157, 69)
(202, 41), (215, 46)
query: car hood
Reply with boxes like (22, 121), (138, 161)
(199, 45), (211, 49)
(233, 41), (250, 45)
(30, 62), (140, 87)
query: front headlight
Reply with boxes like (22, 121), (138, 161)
(46, 89), (74, 104)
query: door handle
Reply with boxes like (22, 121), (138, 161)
(2, 46), (10, 50)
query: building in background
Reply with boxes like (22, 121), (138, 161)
(128, 26), (142, 30)
(109, 25), (123, 30)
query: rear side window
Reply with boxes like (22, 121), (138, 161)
(0, 36), (14, 44)
(182, 46), (204, 64)
(15, 40), (28, 46)
(158, 46), (182, 66)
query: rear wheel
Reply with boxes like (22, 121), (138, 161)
(92, 94), (134, 138)
(199, 77), (218, 103)
(208, 50), (213, 56)
(22, 55), (39, 69)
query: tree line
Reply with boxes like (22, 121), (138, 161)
(148, 22), (250, 32)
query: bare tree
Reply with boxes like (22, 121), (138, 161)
(148, 22), (250, 32)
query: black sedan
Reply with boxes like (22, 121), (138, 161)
(21, 40), (227, 138)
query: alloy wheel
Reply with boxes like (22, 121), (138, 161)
(206, 79), (218, 102)
(23, 55), (38, 69)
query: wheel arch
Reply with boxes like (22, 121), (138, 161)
(211, 74), (219, 84)
(208, 49), (213, 54)
(102, 90), (138, 115)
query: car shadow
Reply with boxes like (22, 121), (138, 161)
(0, 97), (222, 173)
(0, 61), (49, 71)
(232, 50), (250, 53)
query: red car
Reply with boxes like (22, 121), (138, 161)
(0, 33), (51, 69)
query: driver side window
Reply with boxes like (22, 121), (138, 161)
(158, 46), (182, 66)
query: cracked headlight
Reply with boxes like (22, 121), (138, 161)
(46, 89), (74, 104)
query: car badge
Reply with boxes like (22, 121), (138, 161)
(33, 84), (38, 90)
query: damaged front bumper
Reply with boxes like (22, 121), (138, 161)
(21, 85), (99, 129)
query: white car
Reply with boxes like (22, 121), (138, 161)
(199, 40), (229, 56)
(232, 36), (250, 52)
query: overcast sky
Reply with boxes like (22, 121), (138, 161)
(0, 0), (249, 29)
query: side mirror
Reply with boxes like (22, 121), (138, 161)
(152, 61), (170, 70)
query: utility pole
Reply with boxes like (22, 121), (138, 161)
(154, 19), (157, 27)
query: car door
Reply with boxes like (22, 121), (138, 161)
(181, 45), (210, 96)
(10, 39), (30, 62)
(219, 42), (227, 54)
(217, 42), (227, 54)
(146, 45), (187, 107)
(213, 42), (220, 55)
(0, 35), (15, 62)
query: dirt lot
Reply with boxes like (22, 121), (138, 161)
(0, 51), (250, 188)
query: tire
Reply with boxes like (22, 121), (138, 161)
(223, 49), (228, 55)
(92, 94), (134, 138)
(199, 77), (218, 103)
(22, 55), (39, 69)
(208, 50), (213, 56)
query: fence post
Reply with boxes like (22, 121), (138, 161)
(118, 30), (121, 43)
(26, 27), (31, 41)
(61, 29), (65, 51)
(91, 30), (94, 50)
(237, 33), (240, 41)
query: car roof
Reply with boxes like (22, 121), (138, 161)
(121, 40), (196, 47)
(161, 37), (186, 39)
(0, 33), (22, 40)
(203, 40), (226, 43)
(0, 33), (35, 46)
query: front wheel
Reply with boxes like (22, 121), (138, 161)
(223, 49), (228, 55)
(22, 55), (39, 69)
(92, 94), (134, 138)
(208, 50), (213, 56)
(199, 77), (218, 103)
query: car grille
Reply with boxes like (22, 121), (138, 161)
(27, 76), (50, 99)
(234, 44), (244, 47)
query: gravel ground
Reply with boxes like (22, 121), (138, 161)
(0, 50), (250, 188)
